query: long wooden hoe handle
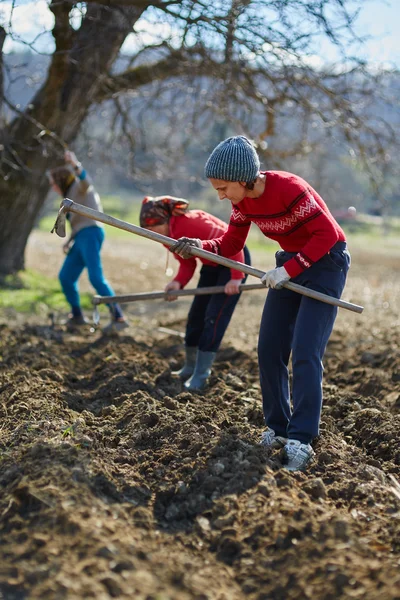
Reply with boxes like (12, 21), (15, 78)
(55, 199), (364, 314)
(93, 283), (267, 305)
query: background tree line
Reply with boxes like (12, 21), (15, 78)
(1, 0), (399, 275)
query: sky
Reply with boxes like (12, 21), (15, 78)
(0, 0), (399, 69)
(341, 0), (400, 67)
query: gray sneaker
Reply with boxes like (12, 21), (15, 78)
(102, 319), (129, 334)
(282, 439), (315, 471)
(260, 427), (288, 449)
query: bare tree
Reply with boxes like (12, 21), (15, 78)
(0, 0), (398, 274)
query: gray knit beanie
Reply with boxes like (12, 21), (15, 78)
(204, 135), (260, 182)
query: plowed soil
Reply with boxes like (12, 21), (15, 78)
(0, 233), (399, 600)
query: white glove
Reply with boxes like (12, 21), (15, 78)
(170, 237), (202, 259)
(261, 266), (290, 289)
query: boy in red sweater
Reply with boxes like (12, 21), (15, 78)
(139, 196), (251, 391)
(171, 136), (350, 471)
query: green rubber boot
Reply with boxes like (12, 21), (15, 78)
(172, 346), (197, 381)
(184, 350), (216, 391)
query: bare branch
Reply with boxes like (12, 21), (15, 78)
(0, 26), (6, 111)
(95, 49), (211, 101)
(0, 0), (399, 274)
(84, 0), (181, 7)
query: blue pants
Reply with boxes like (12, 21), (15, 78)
(59, 226), (121, 317)
(185, 246), (251, 352)
(258, 242), (350, 444)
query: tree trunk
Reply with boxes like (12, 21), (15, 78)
(0, 3), (144, 275)
(0, 180), (49, 274)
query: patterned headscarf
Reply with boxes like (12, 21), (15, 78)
(140, 196), (189, 228)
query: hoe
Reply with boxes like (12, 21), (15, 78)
(52, 198), (364, 315)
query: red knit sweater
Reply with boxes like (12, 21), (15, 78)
(169, 210), (245, 287)
(202, 171), (346, 278)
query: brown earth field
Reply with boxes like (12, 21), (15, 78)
(0, 232), (399, 600)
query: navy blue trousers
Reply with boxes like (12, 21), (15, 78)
(258, 242), (350, 444)
(185, 246), (251, 352)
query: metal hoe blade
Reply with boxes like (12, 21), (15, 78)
(50, 200), (74, 238)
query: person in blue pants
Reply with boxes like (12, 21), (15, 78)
(49, 150), (128, 333)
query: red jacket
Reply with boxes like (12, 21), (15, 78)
(202, 171), (345, 278)
(169, 210), (245, 288)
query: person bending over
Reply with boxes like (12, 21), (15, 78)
(170, 136), (350, 471)
(139, 195), (251, 391)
